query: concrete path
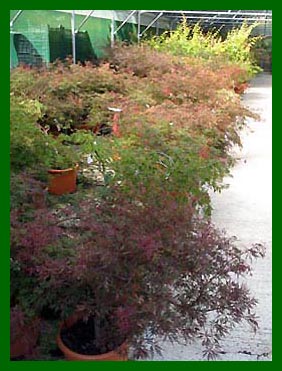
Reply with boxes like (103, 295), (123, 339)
(151, 73), (272, 361)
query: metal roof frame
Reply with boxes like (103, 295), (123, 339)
(10, 10), (272, 67)
(75, 10), (95, 33)
(10, 10), (23, 28)
(111, 10), (137, 47)
(141, 10), (271, 28)
(160, 15), (271, 22)
(140, 10), (271, 17)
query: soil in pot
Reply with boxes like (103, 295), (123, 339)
(40, 305), (61, 321)
(60, 315), (126, 357)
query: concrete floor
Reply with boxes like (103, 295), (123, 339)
(151, 73), (272, 361)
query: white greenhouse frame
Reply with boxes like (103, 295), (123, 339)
(10, 10), (272, 66)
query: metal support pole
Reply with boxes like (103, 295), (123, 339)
(75, 10), (95, 33)
(137, 11), (141, 43)
(263, 10), (269, 36)
(113, 10), (136, 35)
(10, 11), (23, 69)
(111, 16), (115, 47)
(10, 10), (23, 28)
(233, 10), (242, 19)
(170, 16), (179, 30)
(71, 10), (76, 64)
(140, 12), (163, 37)
(10, 32), (13, 69)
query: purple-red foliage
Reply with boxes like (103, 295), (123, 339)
(11, 187), (265, 359)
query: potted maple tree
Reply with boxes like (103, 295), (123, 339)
(10, 184), (265, 361)
(10, 95), (80, 195)
(42, 137), (79, 196)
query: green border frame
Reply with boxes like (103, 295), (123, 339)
(2, 1), (275, 370)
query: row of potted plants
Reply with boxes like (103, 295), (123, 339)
(10, 25), (264, 361)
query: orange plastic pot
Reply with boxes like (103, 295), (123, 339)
(48, 166), (78, 195)
(57, 315), (128, 361)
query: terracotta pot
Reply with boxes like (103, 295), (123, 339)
(48, 166), (78, 195)
(57, 315), (128, 361)
(234, 82), (248, 94)
(76, 124), (99, 133)
(10, 318), (40, 359)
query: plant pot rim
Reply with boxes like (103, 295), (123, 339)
(57, 315), (127, 360)
(57, 331), (127, 361)
(48, 164), (79, 174)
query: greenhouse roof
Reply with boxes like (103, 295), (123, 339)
(11, 10), (272, 31)
(138, 10), (272, 37)
(141, 10), (272, 26)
